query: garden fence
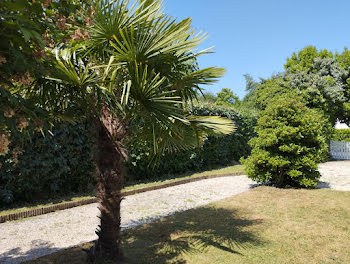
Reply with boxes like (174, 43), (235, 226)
(330, 141), (350, 160)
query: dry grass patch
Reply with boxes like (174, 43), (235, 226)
(26, 187), (350, 264)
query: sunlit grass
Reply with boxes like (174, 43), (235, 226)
(27, 187), (350, 264)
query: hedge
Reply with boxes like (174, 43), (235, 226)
(0, 104), (257, 206)
(0, 122), (96, 206)
(333, 129), (350, 142)
(125, 104), (257, 181)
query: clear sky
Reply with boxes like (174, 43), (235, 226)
(162, 0), (350, 98)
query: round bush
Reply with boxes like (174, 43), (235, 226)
(242, 94), (330, 188)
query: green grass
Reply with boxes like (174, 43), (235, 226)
(26, 187), (350, 264)
(0, 164), (245, 217)
(123, 164), (245, 192)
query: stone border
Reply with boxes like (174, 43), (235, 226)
(0, 172), (243, 223)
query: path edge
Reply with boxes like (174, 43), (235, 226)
(0, 172), (244, 223)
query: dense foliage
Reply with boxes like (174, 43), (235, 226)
(215, 88), (240, 107)
(0, 103), (256, 205)
(332, 129), (350, 142)
(196, 88), (241, 108)
(0, 0), (90, 155)
(241, 46), (350, 189)
(126, 104), (257, 181)
(244, 46), (350, 126)
(243, 94), (330, 188)
(0, 121), (96, 205)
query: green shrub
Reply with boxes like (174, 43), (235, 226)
(125, 104), (257, 181)
(242, 94), (330, 188)
(332, 129), (350, 142)
(0, 122), (96, 206)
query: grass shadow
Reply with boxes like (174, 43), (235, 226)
(120, 206), (264, 264)
(21, 205), (264, 264)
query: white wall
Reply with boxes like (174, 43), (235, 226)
(335, 121), (350, 129)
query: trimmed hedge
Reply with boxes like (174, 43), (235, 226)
(125, 104), (257, 182)
(0, 105), (257, 206)
(0, 122), (96, 206)
(333, 129), (350, 142)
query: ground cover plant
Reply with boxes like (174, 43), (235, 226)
(25, 187), (350, 264)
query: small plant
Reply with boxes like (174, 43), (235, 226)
(242, 93), (330, 188)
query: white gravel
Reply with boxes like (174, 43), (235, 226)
(0, 175), (255, 264)
(318, 161), (350, 191)
(0, 161), (349, 264)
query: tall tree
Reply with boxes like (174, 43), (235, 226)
(241, 74), (260, 110)
(10, 0), (235, 261)
(251, 47), (350, 125)
(216, 88), (240, 107)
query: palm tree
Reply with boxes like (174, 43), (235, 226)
(29, 0), (235, 261)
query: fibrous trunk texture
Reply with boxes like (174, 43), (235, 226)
(89, 111), (128, 262)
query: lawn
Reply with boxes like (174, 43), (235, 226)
(0, 164), (245, 217)
(26, 187), (350, 264)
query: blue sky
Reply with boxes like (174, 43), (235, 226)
(163, 0), (350, 98)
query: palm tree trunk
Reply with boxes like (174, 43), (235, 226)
(92, 118), (125, 261)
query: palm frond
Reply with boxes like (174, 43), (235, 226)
(188, 116), (236, 135)
(170, 67), (226, 102)
(86, 0), (162, 58)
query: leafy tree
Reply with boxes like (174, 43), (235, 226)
(252, 47), (350, 125)
(216, 88), (240, 107)
(0, 0), (88, 156)
(3, 0), (235, 261)
(242, 94), (330, 188)
(284, 45), (333, 73)
(335, 49), (350, 124)
(286, 57), (349, 124)
(243, 74), (259, 93)
(335, 48), (350, 69)
(241, 74), (260, 110)
(197, 92), (217, 104)
(253, 76), (291, 110)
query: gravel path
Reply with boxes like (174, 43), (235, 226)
(0, 161), (349, 263)
(0, 175), (255, 264)
(318, 161), (350, 191)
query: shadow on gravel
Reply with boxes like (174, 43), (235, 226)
(318, 181), (331, 189)
(249, 183), (261, 189)
(0, 240), (62, 264)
